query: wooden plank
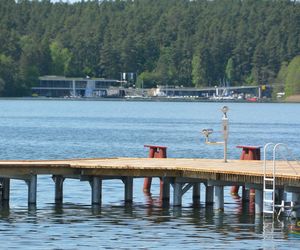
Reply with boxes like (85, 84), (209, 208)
(0, 158), (299, 187)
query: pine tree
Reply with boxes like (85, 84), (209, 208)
(285, 56), (300, 96)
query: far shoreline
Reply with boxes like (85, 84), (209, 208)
(0, 96), (296, 103)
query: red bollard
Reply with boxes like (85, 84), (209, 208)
(236, 145), (261, 161)
(143, 145), (167, 193)
(231, 145), (261, 196)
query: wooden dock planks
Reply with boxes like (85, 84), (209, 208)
(1, 157), (300, 209)
(0, 158), (299, 186)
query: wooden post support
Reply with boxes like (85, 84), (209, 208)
(0, 178), (2, 202)
(206, 185), (214, 205)
(2, 178), (10, 202)
(52, 175), (65, 204)
(90, 177), (102, 205)
(242, 187), (250, 202)
(255, 189), (263, 214)
(215, 186), (224, 211)
(291, 192), (300, 218)
(160, 177), (170, 206)
(27, 175), (37, 205)
(143, 177), (152, 193)
(193, 183), (201, 204)
(276, 188), (285, 204)
(123, 177), (133, 203)
(173, 182), (182, 206)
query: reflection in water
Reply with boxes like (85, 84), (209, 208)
(91, 204), (102, 215)
(0, 197), (299, 248)
(0, 202), (10, 218)
(289, 219), (300, 237)
(0, 180), (297, 248)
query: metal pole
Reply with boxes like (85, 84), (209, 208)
(72, 80), (76, 97)
(222, 107), (229, 163)
(224, 134), (227, 163)
(201, 106), (229, 163)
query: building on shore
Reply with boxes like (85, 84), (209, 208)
(32, 76), (272, 100)
(148, 85), (272, 100)
(32, 76), (126, 98)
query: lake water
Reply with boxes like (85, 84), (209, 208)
(0, 99), (300, 249)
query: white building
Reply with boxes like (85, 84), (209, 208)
(32, 76), (126, 98)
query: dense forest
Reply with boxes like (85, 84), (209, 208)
(0, 0), (299, 97)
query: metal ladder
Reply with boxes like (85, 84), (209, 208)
(262, 143), (300, 242)
(263, 143), (300, 217)
(263, 143), (277, 216)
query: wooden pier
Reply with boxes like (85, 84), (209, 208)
(0, 158), (300, 214)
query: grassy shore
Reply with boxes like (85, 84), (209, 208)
(285, 95), (300, 103)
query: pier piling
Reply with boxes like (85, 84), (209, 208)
(206, 185), (214, 205)
(173, 182), (183, 206)
(26, 175), (37, 204)
(192, 183), (201, 204)
(215, 186), (224, 211)
(0, 157), (299, 215)
(90, 177), (102, 205)
(275, 188), (285, 204)
(123, 177), (133, 203)
(160, 177), (170, 205)
(242, 187), (250, 202)
(53, 175), (65, 203)
(291, 192), (300, 218)
(1, 178), (10, 202)
(255, 189), (263, 214)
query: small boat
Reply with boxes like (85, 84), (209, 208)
(246, 97), (258, 102)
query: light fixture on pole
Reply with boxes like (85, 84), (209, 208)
(201, 106), (229, 163)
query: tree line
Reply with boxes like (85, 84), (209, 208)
(0, 0), (299, 97)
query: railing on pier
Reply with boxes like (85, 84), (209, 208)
(263, 143), (300, 218)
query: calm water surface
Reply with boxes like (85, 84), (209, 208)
(0, 99), (300, 249)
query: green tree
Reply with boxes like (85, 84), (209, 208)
(137, 71), (159, 88)
(18, 36), (40, 94)
(99, 30), (120, 79)
(272, 61), (288, 98)
(0, 54), (15, 96)
(192, 46), (211, 87)
(0, 0), (299, 96)
(50, 41), (72, 76)
(154, 47), (176, 86)
(284, 56), (300, 97)
(225, 57), (234, 86)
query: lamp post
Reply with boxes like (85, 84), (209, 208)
(201, 106), (229, 163)
(221, 106), (229, 163)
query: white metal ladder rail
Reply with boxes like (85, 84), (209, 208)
(263, 143), (300, 242)
(262, 143), (275, 243)
(263, 143), (276, 216)
(263, 143), (300, 216)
